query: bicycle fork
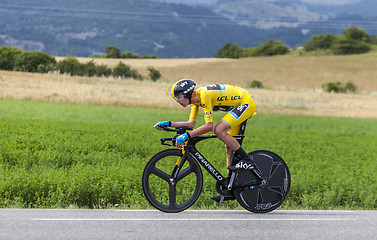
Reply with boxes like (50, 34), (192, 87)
(169, 144), (188, 185)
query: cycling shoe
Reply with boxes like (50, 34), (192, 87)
(227, 160), (255, 171)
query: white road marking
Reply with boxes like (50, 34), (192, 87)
(32, 218), (355, 221)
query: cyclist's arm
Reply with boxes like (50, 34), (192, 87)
(175, 121), (212, 148)
(170, 103), (198, 129)
(187, 94), (213, 137)
(171, 120), (196, 129)
(187, 121), (213, 138)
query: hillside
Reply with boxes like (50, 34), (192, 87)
(0, 0), (267, 58)
(213, 0), (326, 29)
(154, 0), (377, 32)
(2, 0), (377, 58)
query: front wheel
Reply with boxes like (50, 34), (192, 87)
(232, 150), (291, 213)
(142, 149), (203, 213)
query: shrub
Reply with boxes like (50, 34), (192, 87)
(216, 41), (289, 58)
(322, 81), (357, 93)
(113, 62), (140, 79)
(37, 64), (48, 73)
(81, 60), (97, 77)
(343, 26), (368, 42)
(140, 54), (157, 59)
(331, 36), (371, 55)
(322, 82), (343, 93)
(122, 51), (138, 59)
(0, 46), (23, 70)
(248, 40), (289, 56)
(249, 80), (264, 89)
(13, 51), (56, 73)
(95, 64), (112, 77)
(216, 42), (243, 58)
(303, 34), (336, 51)
(105, 45), (121, 58)
(303, 26), (372, 55)
(148, 67), (161, 81)
(122, 51), (158, 59)
(56, 56), (81, 76)
(344, 81), (357, 92)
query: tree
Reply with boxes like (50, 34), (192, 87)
(248, 40), (289, 56)
(95, 64), (112, 77)
(331, 35), (370, 55)
(81, 60), (97, 77)
(113, 62), (140, 79)
(343, 26), (368, 43)
(105, 45), (121, 58)
(303, 26), (372, 55)
(0, 46), (23, 70)
(122, 51), (138, 58)
(216, 42), (243, 58)
(13, 51), (56, 72)
(303, 34), (336, 51)
(216, 41), (289, 58)
(148, 67), (161, 81)
(56, 56), (81, 75)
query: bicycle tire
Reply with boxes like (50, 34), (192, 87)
(232, 150), (290, 213)
(142, 149), (203, 213)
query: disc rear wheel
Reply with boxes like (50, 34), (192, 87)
(232, 150), (290, 213)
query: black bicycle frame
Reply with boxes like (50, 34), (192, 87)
(161, 120), (249, 187)
(185, 135), (245, 187)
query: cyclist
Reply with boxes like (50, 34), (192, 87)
(154, 79), (256, 202)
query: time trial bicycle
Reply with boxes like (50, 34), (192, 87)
(142, 120), (290, 213)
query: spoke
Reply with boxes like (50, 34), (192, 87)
(268, 186), (283, 196)
(257, 189), (263, 204)
(168, 183), (177, 208)
(176, 164), (196, 181)
(151, 167), (171, 182)
(239, 192), (250, 208)
(269, 162), (282, 179)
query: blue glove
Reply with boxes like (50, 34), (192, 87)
(176, 133), (189, 145)
(156, 121), (171, 127)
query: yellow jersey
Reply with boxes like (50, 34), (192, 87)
(189, 84), (254, 123)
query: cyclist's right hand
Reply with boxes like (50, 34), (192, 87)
(154, 121), (171, 130)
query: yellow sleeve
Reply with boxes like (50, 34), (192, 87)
(202, 92), (213, 123)
(189, 104), (199, 122)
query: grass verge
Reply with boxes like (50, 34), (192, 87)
(0, 99), (376, 209)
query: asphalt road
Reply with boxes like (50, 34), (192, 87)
(0, 209), (376, 240)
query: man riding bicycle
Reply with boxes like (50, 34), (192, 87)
(154, 79), (257, 202)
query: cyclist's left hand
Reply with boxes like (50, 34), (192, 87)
(154, 121), (171, 130)
(175, 133), (189, 148)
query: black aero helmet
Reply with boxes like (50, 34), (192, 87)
(171, 79), (196, 103)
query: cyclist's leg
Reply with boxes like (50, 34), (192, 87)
(214, 120), (239, 151)
(215, 120), (252, 167)
(211, 102), (255, 202)
(221, 101), (256, 170)
(216, 101), (255, 147)
(225, 144), (233, 171)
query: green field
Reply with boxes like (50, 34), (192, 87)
(0, 99), (376, 210)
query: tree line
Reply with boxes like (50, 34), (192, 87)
(90, 46), (157, 59)
(1, 26), (375, 78)
(216, 26), (377, 58)
(0, 46), (161, 81)
(303, 26), (376, 54)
